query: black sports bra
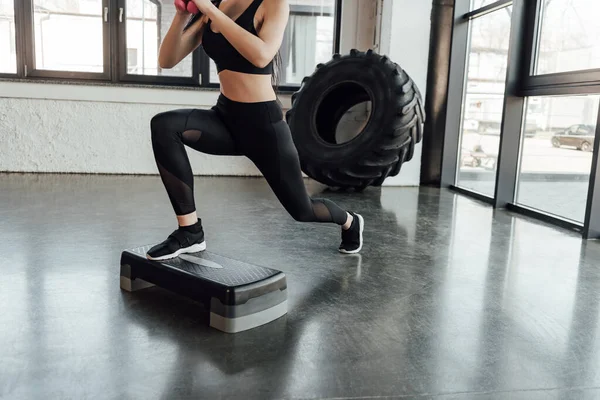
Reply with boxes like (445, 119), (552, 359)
(202, 0), (274, 75)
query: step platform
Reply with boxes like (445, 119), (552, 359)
(120, 245), (287, 333)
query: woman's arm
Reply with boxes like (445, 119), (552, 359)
(193, 0), (289, 68)
(158, 12), (208, 69)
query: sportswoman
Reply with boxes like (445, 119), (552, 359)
(147, 0), (364, 260)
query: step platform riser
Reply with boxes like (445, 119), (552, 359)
(119, 246), (287, 333)
(120, 275), (154, 292)
(210, 299), (288, 333)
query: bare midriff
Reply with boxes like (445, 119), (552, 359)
(217, 69), (276, 103)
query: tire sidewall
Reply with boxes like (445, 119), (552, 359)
(288, 57), (396, 167)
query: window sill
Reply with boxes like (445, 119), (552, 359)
(0, 77), (294, 108)
(0, 76), (219, 91)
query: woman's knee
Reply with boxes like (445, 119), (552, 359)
(151, 110), (187, 144)
(151, 112), (171, 141)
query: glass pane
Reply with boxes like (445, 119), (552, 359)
(471, 0), (501, 11)
(126, 0), (193, 77)
(33, 0), (104, 72)
(209, 0), (336, 85)
(210, 59), (218, 83)
(0, 0), (16, 74)
(535, 0), (600, 75)
(517, 95), (598, 223)
(456, 7), (512, 196)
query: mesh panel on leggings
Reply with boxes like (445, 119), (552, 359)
(311, 198), (347, 225)
(156, 161), (196, 215)
(311, 200), (333, 222)
(182, 129), (203, 146)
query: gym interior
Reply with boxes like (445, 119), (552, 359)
(2, 0), (600, 398)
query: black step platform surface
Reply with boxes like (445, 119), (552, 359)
(120, 245), (288, 333)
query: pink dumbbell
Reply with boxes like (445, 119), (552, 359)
(187, 1), (199, 14)
(174, 0), (187, 13)
(174, 0), (199, 14)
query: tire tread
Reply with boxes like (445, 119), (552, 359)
(286, 49), (425, 189)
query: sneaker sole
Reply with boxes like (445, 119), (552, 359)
(146, 241), (207, 261)
(338, 214), (364, 254)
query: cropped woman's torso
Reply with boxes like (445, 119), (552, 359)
(202, 0), (277, 103)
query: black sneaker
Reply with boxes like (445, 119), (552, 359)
(339, 212), (364, 254)
(147, 225), (206, 261)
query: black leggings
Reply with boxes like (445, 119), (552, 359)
(150, 94), (348, 225)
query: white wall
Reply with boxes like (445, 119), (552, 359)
(0, 83), (275, 175)
(338, 0), (378, 53)
(379, 0), (432, 186)
(335, 0), (431, 187)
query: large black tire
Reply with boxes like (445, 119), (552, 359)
(285, 49), (425, 191)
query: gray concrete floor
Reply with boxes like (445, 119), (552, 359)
(2, 173), (600, 399)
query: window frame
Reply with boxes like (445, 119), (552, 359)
(2, 0), (342, 91)
(519, 0), (600, 96)
(116, 0), (200, 86)
(464, 0), (513, 20)
(442, 0), (600, 239)
(21, 0), (112, 81)
(0, 0), (20, 77)
(441, 0), (513, 194)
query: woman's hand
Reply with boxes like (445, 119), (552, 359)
(174, 0), (189, 14)
(159, 4), (207, 69)
(191, 0), (218, 14)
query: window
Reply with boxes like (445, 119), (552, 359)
(32, 0), (105, 73)
(517, 95), (598, 223)
(535, 0), (600, 75)
(210, 0), (338, 86)
(3, 0), (340, 88)
(456, 5), (512, 196)
(125, 0), (159, 75)
(577, 125), (594, 135)
(124, 0), (193, 78)
(281, 1), (336, 86)
(444, 0), (600, 237)
(0, 0), (17, 74)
